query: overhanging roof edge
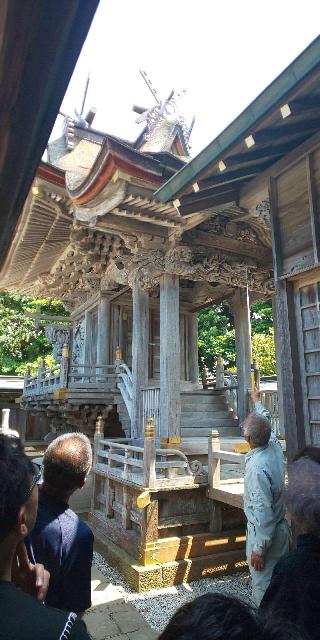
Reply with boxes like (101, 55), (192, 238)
(155, 35), (320, 203)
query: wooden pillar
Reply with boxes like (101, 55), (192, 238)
(97, 298), (110, 365)
(159, 274), (181, 444)
(233, 287), (252, 423)
(188, 312), (199, 384)
(131, 281), (149, 439)
(272, 282), (305, 460)
(84, 309), (93, 365)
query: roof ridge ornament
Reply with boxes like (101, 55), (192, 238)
(133, 69), (194, 155)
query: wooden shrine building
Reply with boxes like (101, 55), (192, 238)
(2, 38), (320, 587)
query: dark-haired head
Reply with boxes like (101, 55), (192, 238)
(158, 593), (306, 640)
(0, 434), (38, 542)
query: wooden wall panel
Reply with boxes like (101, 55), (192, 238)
(296, 281), (320, 446)
(276, 159), (313, 275)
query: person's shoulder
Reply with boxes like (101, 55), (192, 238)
(0, 584), (90, 639)
(64, 507), (94, 543)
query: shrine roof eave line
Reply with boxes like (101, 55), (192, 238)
(68, 137), (165, 205)
(154, 35), (320, 203)
(37, 161), (66, 188)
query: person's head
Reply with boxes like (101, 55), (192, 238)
(242, 412), (271, 449)
(42, 432), (92, 500)
(285, 454), (320, 535)
(158, 593), (306, 640)
(0, 434), (40, 547)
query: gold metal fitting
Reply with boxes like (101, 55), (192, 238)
(115, 346), (123, 361)
(160, 436), (181, 448)
(62, 343), (69, 358)
(95, 415), (104, 434)
(145, 416), (155, 438)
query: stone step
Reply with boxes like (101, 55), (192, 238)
(181, 389), (225, 397)
(181, 426), (241, 437)
(181, 396), (227, 405)
(181, 415), (238, 426)
(181, 411), (238, 425)
(181, 404), (231, 414)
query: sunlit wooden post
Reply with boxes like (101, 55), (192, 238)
(60, 343), (69, 388)
(215, 355), (224, 389)
(143, 417), (156, 489)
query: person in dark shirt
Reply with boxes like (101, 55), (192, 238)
(260, 448), (320, 640)
(158, 592), (306, 640)
(27, 432), (94, 613)
(0, 434), (90, 640)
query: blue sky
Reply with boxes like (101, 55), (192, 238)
(54, 0), (320, 156)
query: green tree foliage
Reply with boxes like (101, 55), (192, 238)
(0, 292), (68, 375)
(198, 299), (276, 376)
(252, 330), (276, 376)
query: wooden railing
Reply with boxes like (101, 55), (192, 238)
(69, 363), (117, 388)
(23, 344), (118, 399)
(140, 385), (160, 434)
(23, 347), (69, 397)
(93, 418), (207, 491)
(208, 430), (245, 510)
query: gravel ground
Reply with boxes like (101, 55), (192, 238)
(93, 551), (253, 633)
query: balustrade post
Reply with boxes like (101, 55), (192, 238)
(91, 415), (104, 514)
(208, 429), (222, 533)
(24, 366), (30, 395)
(143, 417), (156, 489)
(202, 365), (209, 389)
(37, 359), (45, 394)
(208, 430), (221, 488)
(252, 358), (260, 390)
(60, 344), (69, 388)
(215, 356), (224, 389)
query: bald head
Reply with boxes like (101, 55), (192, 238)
(43, 432), (92, 494)
(243, 412), (271, 448)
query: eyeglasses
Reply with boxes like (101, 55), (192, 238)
(26, 464), (42, 500)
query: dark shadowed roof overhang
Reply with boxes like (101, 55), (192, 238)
(0, 0), (99, 270)
(155, 35), (320, 212)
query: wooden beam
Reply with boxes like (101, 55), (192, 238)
(226, 136), (307, 167)
(179, 190), (239, 215)
(254, 117), (320, 145)
(93, 216), (170, 238)
(184, 230), (271, 263)
(199, 160), (272, 190)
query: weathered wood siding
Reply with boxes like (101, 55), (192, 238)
(269, 139), (320, 456)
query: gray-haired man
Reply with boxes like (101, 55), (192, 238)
(243, 388), (289, 605)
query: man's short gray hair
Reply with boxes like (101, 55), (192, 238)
(286, 456), (320, 534)
(43, 432), (92, 492)
(243, 412), (271, 447)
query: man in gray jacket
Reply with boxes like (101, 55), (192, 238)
(243, 388), (289, 605)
